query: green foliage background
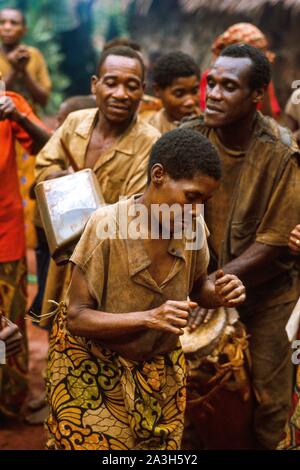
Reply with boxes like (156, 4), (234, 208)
(0, 0), (73, 113)
(0, 0), (132, 113)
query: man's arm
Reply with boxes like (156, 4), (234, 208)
(190, 270), (246, 308)
(212, 242), (286, 286)
(34, 116), (74, 183)
(3, 68), (19, 90)
(0, 95), (50, 153)
(188, 269), (245, 331)
(5, 46), (49, 106)
(13, 112), (50, 154)
(0, 316), (23, 358)
(67, 265), (195, 340)
(22, 69), (49, 107)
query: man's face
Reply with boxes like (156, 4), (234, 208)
(91, 54), (144, 124)
(205, 56), (262, 128)
(155, 75), (199, 122)
(150, 168), (220, 233)
(0, 9), (26, 46)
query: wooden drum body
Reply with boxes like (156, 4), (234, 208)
(181, 307), (256, 449)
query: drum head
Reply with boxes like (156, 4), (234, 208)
(180, 307), (227, 357)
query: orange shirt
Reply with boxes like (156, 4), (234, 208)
(0, 92), (43, 262)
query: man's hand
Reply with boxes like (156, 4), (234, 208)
(7, 45), (30, 72)
(0, 316), (23, 358)
(0, 96), (23, 122)
(289, 225), (300, 254)
(187, 307), (214, 332)
(214, 269), (246, 307)
(187, 270), (246, 332)
(144, 300), (198, 335)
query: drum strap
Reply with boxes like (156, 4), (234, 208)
(61, 139), (81, 172)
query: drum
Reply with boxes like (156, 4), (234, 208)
(35, 169), (105, 265)
(181, 307), (256, 449)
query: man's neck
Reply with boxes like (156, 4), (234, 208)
(215, 111), (257, 152)
(1, 42), (20, 54)
(136, 191), (174, 243)
(164, 108), (177, 124)
(95, 111), (135, 139)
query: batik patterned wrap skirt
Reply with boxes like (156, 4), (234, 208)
(46, 303), (186, 450)
(0, 258), (28, 416)
(278, 330), (300, 450)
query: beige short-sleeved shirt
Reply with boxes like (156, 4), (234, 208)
(0, 45), (52, 105)
(143, 108), (178, 134)
(66, 197), (209, 354)
(35, 109), (161, 204)
(70, 195), (210, 354)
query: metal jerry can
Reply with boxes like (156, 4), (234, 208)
(35, 169), (105, 265)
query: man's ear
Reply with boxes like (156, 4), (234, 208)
(91, 75), (98, 95)
(151, 163), (166, 186)
(252, 86), (266, 104)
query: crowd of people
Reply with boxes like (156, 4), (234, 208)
(0, 7), (300, 450)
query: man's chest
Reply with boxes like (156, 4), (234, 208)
(84, 131), (118, 169)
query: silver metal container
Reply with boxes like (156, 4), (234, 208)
(35, 169), (105, 265)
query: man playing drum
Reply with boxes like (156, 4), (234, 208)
(183, 44), (300, 449)
(45, 128), (246, 450)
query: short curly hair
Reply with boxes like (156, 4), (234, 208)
(152, 51), (200, 89)
(148, 128), (221, 183)
(103, 37), (141, 52)
(220, 43), (271, 90)
(97, 46), (145, 80)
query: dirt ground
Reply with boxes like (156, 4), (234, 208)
(0, 250), (48, 450)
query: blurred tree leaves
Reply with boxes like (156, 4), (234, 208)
(0, 0), (70, 114)
(0, 0), (133, 113)
(92, 0), (130, 52)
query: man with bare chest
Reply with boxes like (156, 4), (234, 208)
(34, 46), (160, 324)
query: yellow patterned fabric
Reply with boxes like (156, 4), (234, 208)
(46, 304), (186, 450)
(16, 141), (37, 249)
(277, 328), (300, 450)
(0, 258), (28, 417)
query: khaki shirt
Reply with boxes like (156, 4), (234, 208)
(0, 45), (52, 105)
(205, 131), (245, 257)
(35, 109), (161, 204)
(143, 108), (178, 134)
(70, 195), (210, 354)
(183, 112), (300, 310)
